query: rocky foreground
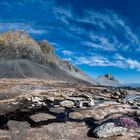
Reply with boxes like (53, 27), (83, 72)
(0, 78), (139, 140)
(0, 30), (140, 140)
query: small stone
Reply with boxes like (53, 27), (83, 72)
(37, 101), (46, 106)
(111, 94), (119, 99)
(60, 100), (75, 108)
(128, 100), (133, 104)
(11, 102), (19, 105)
(104, 89), (110, 93)
(75, 101), (83, 108)
(47, 97), (54, 102)
(115, 91), (121, 96)
(117, 98), (124, 103)
(31, 104), (35, 107)
(32, 96), (42, 102)
(88, 99), (95, 107)
(25, 96), (32, 101)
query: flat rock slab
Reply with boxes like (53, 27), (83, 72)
(26, 122), (92, 140)
(69, 102), (135, 121)
(30, 113), (56, 122)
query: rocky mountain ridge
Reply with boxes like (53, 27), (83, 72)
(0, 30), (97, 84)
(0, 30), (122, 86)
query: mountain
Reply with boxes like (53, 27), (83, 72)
(0, 30), (97, 84)
(96, 73), (121, 86)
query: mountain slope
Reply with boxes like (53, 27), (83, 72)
(0, 30), (97, 84)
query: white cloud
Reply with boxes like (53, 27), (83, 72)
(53, 5), (73, 24)
(62, 50), (73, 56)
(113, 53), (125, 60)
(127, 59), (140, 70)
(81, 37), (116, 51)
(0, 22), (47, 35)
(73, 54), (140, 71)
(74, 55), (114, 66)
(50, 42), (61, 47)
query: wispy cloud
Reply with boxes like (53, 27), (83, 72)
(81, 37), (116, 51)
(53, 5), (140, 52)
(0, 22), (47, 35)
(72, 53), (140, 71)
(127, 59), (140, 71)
(62, 50), (74, 56)
(52, 4), (140, 71)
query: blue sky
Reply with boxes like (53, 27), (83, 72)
(0, 0), (140, 83)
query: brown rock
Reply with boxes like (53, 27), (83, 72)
(30, 113), (56, 122)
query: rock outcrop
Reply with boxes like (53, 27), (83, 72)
(0, 30), (97, 84)
(0, 30), (43, 63)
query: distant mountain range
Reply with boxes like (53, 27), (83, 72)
(123, 83), (140, 88)
(0, 30), (129, 87)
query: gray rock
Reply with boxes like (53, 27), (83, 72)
(88, 98), (95, 107)
(119, 89), (127, 95)
(103, 89), (111, 93)
(93, 123), (127, 138)
(8, 120), (30, 140)
(60, 100), (75, 108)
(115, 91), (121, 96)
(75, 98), (95, 108)
(111, 95), (120, 99)
(127, 97), (140, 108)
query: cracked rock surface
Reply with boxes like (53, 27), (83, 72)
(0, 79), (140, 140)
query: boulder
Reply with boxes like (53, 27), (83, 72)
(127, 97), (140, 108)
(93, 122), (127, 138)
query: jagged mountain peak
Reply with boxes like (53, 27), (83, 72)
(98, 73), (116, 80)
(97, 73), (121, 86)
